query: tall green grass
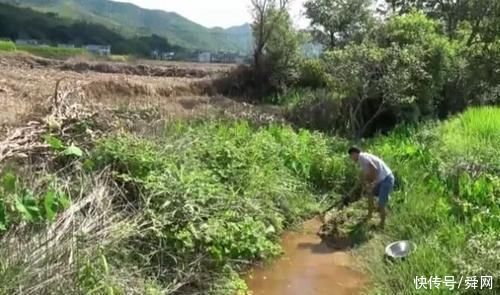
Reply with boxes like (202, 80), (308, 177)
(439, 107), (500, 169)
(0, 40), (16, 52)
(356, 107), (500, 295)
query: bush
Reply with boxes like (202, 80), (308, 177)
(90, 121), (349, 292)
(285, 88), (347, 134)
(298, 59), (330, 88)
(287, 12), (467, 138)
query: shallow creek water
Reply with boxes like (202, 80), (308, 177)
(245, 218), (367, 295)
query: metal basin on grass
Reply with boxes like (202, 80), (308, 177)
(385, 240), (416, 260)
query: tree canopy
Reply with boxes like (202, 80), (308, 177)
(250, 0), (500, 138)
(304, 0), (373, 48)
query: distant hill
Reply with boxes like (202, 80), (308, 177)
(0, 3), (183, 57)
(0, 0), (253, 53)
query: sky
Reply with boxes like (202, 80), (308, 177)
(116, 0), (309, 29)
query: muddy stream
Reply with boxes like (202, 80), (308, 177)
(245, 218), (367, 295)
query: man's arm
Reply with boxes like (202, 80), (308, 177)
(363, 160), (378, 218)
(363, 160), (378, 187)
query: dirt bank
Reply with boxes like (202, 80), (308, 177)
(0, 54), (282, 132)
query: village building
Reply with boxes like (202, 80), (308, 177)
(84, 44), (111, 56)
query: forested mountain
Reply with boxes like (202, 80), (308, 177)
(0, 3), (183, 56)
(0, 0), (253, 53)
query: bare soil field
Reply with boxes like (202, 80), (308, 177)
(0, 54), (281, 133)
(0, 53), (231, 78)
(134, 58), (237, 71)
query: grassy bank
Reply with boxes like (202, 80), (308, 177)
(348, 107), (499, 294)
(0, 119), (354, 294)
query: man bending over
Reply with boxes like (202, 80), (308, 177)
(348, 146), (395, 228)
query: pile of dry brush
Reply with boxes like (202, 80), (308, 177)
(0, 79), (100, 166)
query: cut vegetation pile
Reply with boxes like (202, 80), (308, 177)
(0, 55), (247, 127)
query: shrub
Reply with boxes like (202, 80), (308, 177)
(285, 88), (346, 134)
(90, 121), (349, 292)
(286, 11), (472, 138)
(298, 59), (330, 89)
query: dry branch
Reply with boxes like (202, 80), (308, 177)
(0, 81), (94, 166)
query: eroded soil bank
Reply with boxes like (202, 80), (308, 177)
(245, 218), (367, 295)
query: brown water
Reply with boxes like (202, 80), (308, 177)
(245, 218), (367, 295)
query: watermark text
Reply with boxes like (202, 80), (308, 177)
(414, 276), (494, 290)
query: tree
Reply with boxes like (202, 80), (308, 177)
(251, 0), (301, 93)
(384, 0), (500, 41)
(304, 0), (372, 49)
(251, 0), (289, 74)
(265, 10), (302, 92)
(383, 0), (426, 14)
(322, 43), (425, 138)
(319, 11), (465, 137)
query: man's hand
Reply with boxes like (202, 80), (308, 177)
(364, 159), (378, 184)
(363, 181), (375, 194)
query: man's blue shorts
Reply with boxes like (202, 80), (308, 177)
(372, 174), (395, 208)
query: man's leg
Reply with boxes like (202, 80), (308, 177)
(366, 183), (379, 220)
(378, 205), (386, 229)
(367, 194), (375, 219)
(377, 175), (395, 228)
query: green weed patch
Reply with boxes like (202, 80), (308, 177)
(89, 120), (350, 293)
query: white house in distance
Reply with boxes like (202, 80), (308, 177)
(58, 43), (75, 48)
(84, 45), (111, 56)
(151, 50), (175, 60)
(198, 52), (211, 63)
(15, 39), (39, 45)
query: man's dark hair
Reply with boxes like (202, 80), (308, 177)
(348, 146), (361, 154)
